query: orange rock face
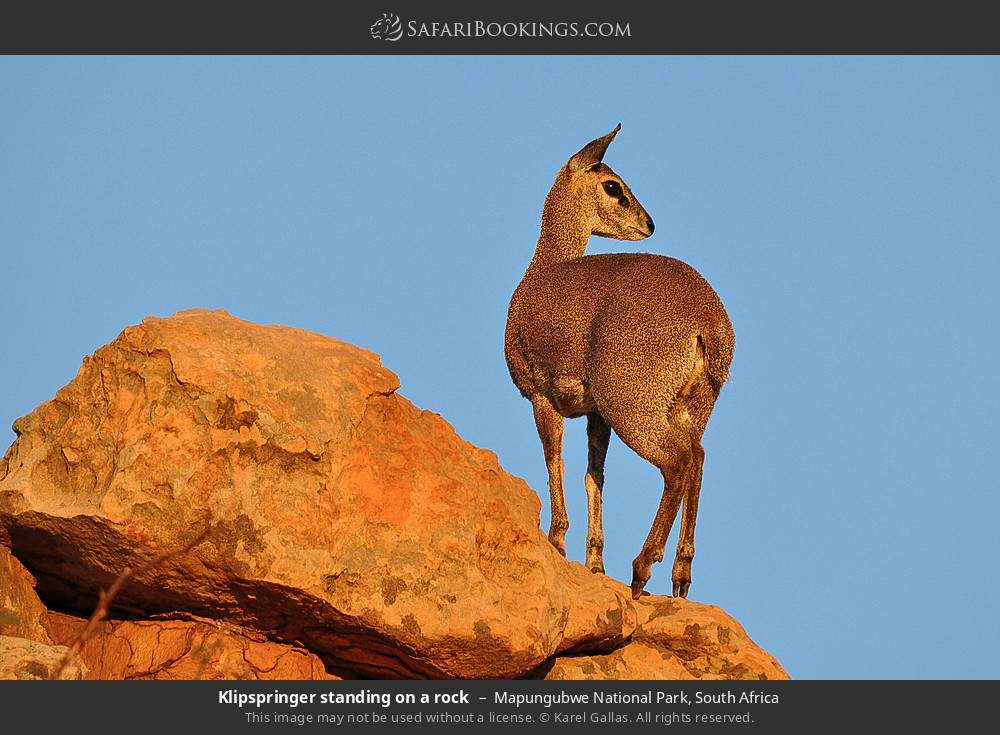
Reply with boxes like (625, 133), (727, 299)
(0, 545), (51, 643)
(0, 309), (635, 679)
(44, 612), (338, 680)
(0, 309), (786, 680)
(539, 597), (789, 680)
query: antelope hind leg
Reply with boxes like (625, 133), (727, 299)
(584, 413), (611, 573)
(671, 441), (704, 598)
(630, 435), (694, 599)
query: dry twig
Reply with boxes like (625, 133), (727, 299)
(50, 524), (211, 680)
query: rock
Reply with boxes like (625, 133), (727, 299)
(44, 612), (339, 680)
(538, 596), (789, 680)
(0, 310), (787, 680)
(0, 545), (51, 643)
(0, 309), (634, 679)
(0, 635), (85, 679)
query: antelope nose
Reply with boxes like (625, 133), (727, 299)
(646, 217), (655, 234)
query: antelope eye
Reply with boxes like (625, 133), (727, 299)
(602, 180), (622, 197)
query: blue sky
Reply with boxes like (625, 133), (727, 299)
(1, 56), (998, 679)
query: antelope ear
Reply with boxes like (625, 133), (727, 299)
(567, 123), (621, 172)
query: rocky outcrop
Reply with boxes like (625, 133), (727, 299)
(538, 597), (787, 680)
(0, 309), (785, 680)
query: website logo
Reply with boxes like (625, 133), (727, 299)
(370, 13), (403, 42)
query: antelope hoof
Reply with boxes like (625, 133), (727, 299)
(547, 532), (567, 558)
(630, 579), (651, 599)
(586, 546), (605, 574)
(630, 569), (652, 599)
(631, 551), (660, 598)
(672, 557), (692, 598)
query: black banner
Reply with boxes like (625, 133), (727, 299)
(1, 680), (997, 732)
(2, 0), (999, 54)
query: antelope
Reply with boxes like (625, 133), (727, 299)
(504, 125), (735, 599)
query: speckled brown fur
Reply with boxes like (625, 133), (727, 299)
(504, 125), (734, 599)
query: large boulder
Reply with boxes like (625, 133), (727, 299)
(0, 309), (634, 679)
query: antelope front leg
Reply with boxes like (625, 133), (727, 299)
(671, 442), (704, 598)
(531, 395), (567, 556)
(585, 413), (611, 573)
